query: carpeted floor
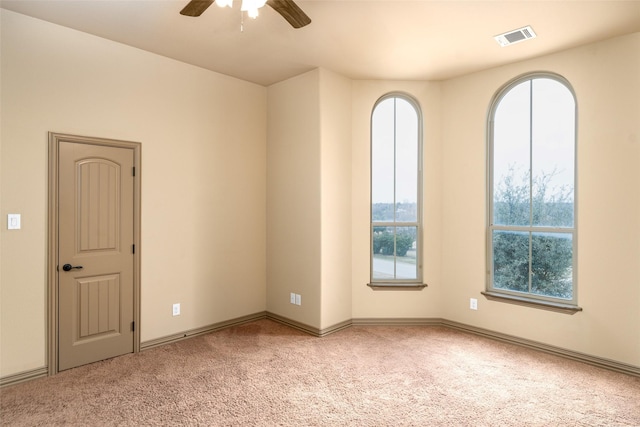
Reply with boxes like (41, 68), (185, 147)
(1, 319), (639, 426)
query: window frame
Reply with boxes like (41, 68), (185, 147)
(369, 92), (425, 289)
(485, 72), (580, 310)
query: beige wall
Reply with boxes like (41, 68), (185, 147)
(440, 33), (640, 366)
(266, 68), (353, 331)
(2, 8), (638, 380)
(319, 69), (352, 330)
(351, 81), (444, 319)
(349, 34), (639, 366)
(266, 69), (322, 328)
(0, 10), (267, 377)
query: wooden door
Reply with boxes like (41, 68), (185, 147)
(57, 141), (136, 371)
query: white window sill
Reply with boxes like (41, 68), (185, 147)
(367, 283), (428, 290)
(481, 291), (582, 314)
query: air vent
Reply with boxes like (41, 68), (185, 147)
(494, 26), (537, 47)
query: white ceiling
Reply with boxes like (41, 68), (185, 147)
(2, 0), (639, 86)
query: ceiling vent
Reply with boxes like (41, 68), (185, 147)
(494, 26), (537, 47)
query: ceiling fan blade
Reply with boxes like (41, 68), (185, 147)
(266, 0), (312, 28)
(180, 0), (215, 17)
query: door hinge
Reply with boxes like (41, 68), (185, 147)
(132, 244), (135, 254)
(132, 166), (136, 177)
(131, 321), (135, 332)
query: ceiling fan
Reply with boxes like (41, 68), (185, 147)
(180, 0), (312, 29)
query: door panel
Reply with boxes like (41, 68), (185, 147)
(77, 274), (121, 340)
(78, 160), (120, 252)
(58, 141), (134, 371)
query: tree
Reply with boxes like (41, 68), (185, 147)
(372, 228), (414, 257)
(493, 167), (574, 299)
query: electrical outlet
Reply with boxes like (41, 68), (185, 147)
(470, 298), (478, 310)
(173, 303), (181, 316)
(7, 214), (21, 230)
(290, 293), (302, 305)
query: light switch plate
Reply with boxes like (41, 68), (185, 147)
(8, 214), (21, 230)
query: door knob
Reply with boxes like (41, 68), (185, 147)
(62, 264), (83, 272)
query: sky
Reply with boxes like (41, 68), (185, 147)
(493, 78), (576, 202)
(370, 78), (575, 213)
(371, 96), (419, 207)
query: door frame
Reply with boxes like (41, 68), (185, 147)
(48, 132), (141, 376)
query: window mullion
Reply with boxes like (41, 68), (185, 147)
(528, 80), (534, 294)
(393, 98), (398, 279)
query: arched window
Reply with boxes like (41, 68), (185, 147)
(370, 94), (423, 285)
(487, 73), (577, 306)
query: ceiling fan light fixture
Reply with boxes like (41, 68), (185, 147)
(180, 0), (311, 28)
(241, 0), (267, 18)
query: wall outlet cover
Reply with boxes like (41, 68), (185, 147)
(7, 214), (21, 230)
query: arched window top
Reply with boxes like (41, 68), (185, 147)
(373, 92), (422, 121)
(489, 72), (577, 120)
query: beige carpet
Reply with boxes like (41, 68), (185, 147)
(2, 319), (639, 426)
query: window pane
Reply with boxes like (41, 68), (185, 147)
(395, 98), (418, 222)
(493, 230), (530, 293)
(531, 79), (575, 227)
(372, 98), (395, 222)
(372, 226), (418, 280)
(372, 226), (394, 279)
(395, 226), (417, 280)
(493, 81), (531, 226)
(531, 232), (573, 299)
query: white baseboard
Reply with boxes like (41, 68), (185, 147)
(440, 319), (640, 377)
(140, 311), (268, 350)
(4, 313), (637, 387)
(349, 316), (640, 377)
(0, 367), (49, 388)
